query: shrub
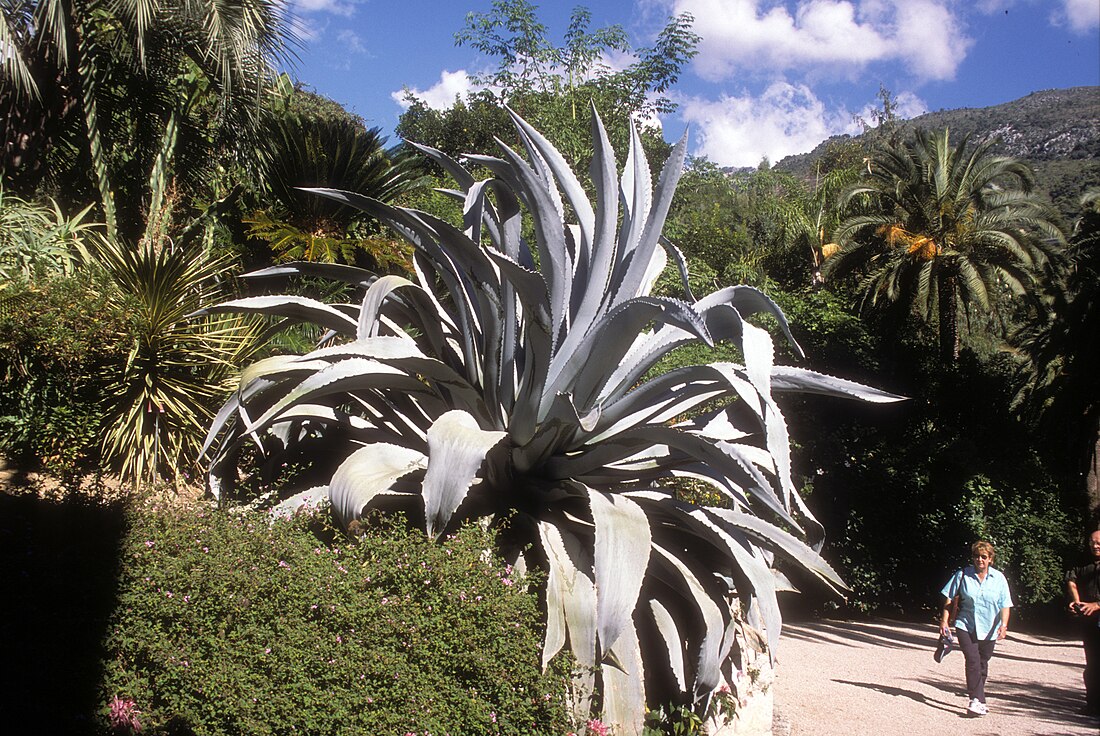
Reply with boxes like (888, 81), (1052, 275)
(98, 503), (570, 735)
(0, 273), (129, 474)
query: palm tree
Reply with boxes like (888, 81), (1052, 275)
(1, 0), (296, 239)
(824, 128), (1065, 362)
(752, 165), (859, 287)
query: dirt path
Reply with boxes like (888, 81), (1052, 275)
(772, 617), (1098, 736)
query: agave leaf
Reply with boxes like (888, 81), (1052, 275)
(652, 543), (726, 698)
(270, 485), (329, 519)
(707, 507), (845, 591)
(538, 519), (598, 669)
(547, 296), (713, 415)
(244, 262), (377, 289)
(405, 141), (477, 192)
(770, 365), (907, 402)
(611, 131), (688, 309)
(590, 491), (650, 657)
(615, 124), (652, 278)
(507, 107), (595, 254)
(571, 107), (620, 336)
(422, 410), (507, 538)
(241, 358), (424, 436)
(357, 275), (419, 339)
(600, 619), (647, 734)
(649, 598), (687, 694)
(196, 295), (358, 335)
(490, 141), (573, 349)
(686, 506), (784, 659)
(330, 443), (427, 527)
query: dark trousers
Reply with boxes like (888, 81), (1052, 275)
(956, 628), (996, 703)
(1084, 619), (1100, 711)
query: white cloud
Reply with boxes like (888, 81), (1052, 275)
(667, 0), (972, 82)
(1061, 0), (1100, 32)
(335, 29), (366, 55)
(391, 70), (480, 110)
(680, 82), (848, 167)
(974, 0), (1098, 33)
(680, 82), (928, 168)
(890, 1), (972, 80)
(292, 0), (355, 16)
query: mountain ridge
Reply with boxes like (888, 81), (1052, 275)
(774, 86), (1100, 217)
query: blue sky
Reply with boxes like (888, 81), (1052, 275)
(285, 0), (1100, 168)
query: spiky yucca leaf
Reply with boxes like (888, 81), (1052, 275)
(201, 107), (901, 731)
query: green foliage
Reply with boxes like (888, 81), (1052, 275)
(664, 159), (759, 285)
(0, 272), (128, 473)
(88, 236), (263, 484)
(1011, 190), (1100, 520)
(251, 78), (427, 269)
(956, 474), (1074, 605)
(0, 191), (98, 286)
(826, 127), (1066, 361)
(1, 0), (296, 244)
(788, 342), (1080, 614)
(98, 503), (571, 734)
(770, 288), (880, 379)
(398, 0), (698, 173)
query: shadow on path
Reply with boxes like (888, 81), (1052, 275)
(0, 492), (126, 734)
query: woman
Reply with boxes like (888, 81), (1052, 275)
(938, 540), (1013, 717)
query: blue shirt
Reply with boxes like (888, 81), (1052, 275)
(941, 565), (1013, 640)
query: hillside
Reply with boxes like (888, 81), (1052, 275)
(775, 86), (1100, 218)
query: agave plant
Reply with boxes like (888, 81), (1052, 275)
(200, 108), (900, 731)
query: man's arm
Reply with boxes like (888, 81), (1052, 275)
(1069, 579), (1100, 616)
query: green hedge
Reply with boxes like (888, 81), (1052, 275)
(98, 503), (571, 735)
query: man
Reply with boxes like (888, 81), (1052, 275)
(1066, 529), (1100, 717)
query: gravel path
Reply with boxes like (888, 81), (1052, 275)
(771, 617), (1099, 736)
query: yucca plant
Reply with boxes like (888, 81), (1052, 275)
(200, 108), (900, 731)
(91, 236), (263, 484)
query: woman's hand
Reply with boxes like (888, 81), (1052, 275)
(939, 623), (951, 638)
(997, 623), (1008, 641)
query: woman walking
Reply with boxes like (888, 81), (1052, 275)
(938, 540), (1013, 717)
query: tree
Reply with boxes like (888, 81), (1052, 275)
(198, 109), (901, 732)
(750, 165), (860, 288)
(824, 128), (1066, 362)
(1, 0), (295, 242)
(1014, 190), (1100, 523)
(399, 0), (699, 172)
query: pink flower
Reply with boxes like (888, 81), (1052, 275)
(586, 719), (610, 736)
(109, 695), (143, 733)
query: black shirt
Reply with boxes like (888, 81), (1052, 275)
(1067, 560), (1100, 603)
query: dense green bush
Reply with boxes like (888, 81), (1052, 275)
(0, 273), (129, 473)
(789, 343), (1081, 615)
(98, 504), (571, 735)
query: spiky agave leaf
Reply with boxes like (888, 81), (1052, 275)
(201, 105), (903, 732)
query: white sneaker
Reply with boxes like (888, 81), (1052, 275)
(967, 698), (987, 716)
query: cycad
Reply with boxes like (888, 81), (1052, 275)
(201, 108), (900, 731)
